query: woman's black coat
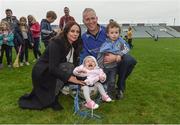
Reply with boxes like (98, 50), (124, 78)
(19, 36), (80, 109)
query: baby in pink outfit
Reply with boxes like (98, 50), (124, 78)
(73, 56), (112, 109)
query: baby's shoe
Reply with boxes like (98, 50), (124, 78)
(85, 100), (99, 109)
(102, 94), (112, 102)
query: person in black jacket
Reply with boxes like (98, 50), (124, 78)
(18, 21), (85, 111)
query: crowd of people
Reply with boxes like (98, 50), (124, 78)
(0, 7), (137, 111)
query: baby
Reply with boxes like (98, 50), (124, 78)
(73, 56), (112, 109)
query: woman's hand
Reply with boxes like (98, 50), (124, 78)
(99, 75), (105, 81)
(68, 76), (85, 86)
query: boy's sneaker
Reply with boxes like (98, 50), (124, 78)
(25, 62), (30, 66)
(8, 64), (12, 68)
(102, 94), (112, 102)
(85, 100), (99, 109)
(20, 63), (24, 67)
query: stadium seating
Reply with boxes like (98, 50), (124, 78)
(53, 24), (180, 38)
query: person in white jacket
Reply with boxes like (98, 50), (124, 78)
(73, 56), (112, 109)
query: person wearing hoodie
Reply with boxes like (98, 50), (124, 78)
(40, 11), (57, 48)
(73, 56), (112, 110)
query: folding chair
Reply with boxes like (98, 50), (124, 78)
(69, 85), (102, 119)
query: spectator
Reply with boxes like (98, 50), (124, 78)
(18, 21), (85, 111)
(127, 26), (133, 49)
(1, 9), (19, 53)
(40, 11), (57, 48)
(0, 21), (14, 68)
(16, 17), (34, 66)
(59, 7), (75, 30)
(80, 8), (137, 100)
(27, 15), (42, 61)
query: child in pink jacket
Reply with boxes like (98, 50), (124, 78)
(73, 56), (112, 109)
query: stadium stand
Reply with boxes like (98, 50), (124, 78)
(79, 24), (180, 38)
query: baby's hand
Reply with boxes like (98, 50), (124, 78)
(99, 73), (106, 82)
(99, 75), (105, 81)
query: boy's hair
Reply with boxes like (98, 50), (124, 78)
(5, 9), (12, 13)
(106, 21), (121, 34)
(46, 11), (57, 20)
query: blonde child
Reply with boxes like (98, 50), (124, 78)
(17, 17), (34, 66)
(0, 21), (14, 68)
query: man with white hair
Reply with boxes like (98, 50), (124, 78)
(80, 8), (137, 100)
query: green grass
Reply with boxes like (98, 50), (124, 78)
(0, 38), (180, 123)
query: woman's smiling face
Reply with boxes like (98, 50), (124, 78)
(67, 24), (80, 44)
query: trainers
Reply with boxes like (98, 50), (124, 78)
(85, 100), (99, 109)
(102, 94), (112, 102)
(20, 63), (24, 67)
(25, 62), (30, 66)
(8, 64), (12, 68)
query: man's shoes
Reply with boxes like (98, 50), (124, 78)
(116, 90), (124, 100)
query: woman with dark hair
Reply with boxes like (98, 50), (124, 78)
(18, 21), (85, 111)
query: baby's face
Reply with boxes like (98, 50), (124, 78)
(107, 27), (120, 41)
(84, 58), (96, 70)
